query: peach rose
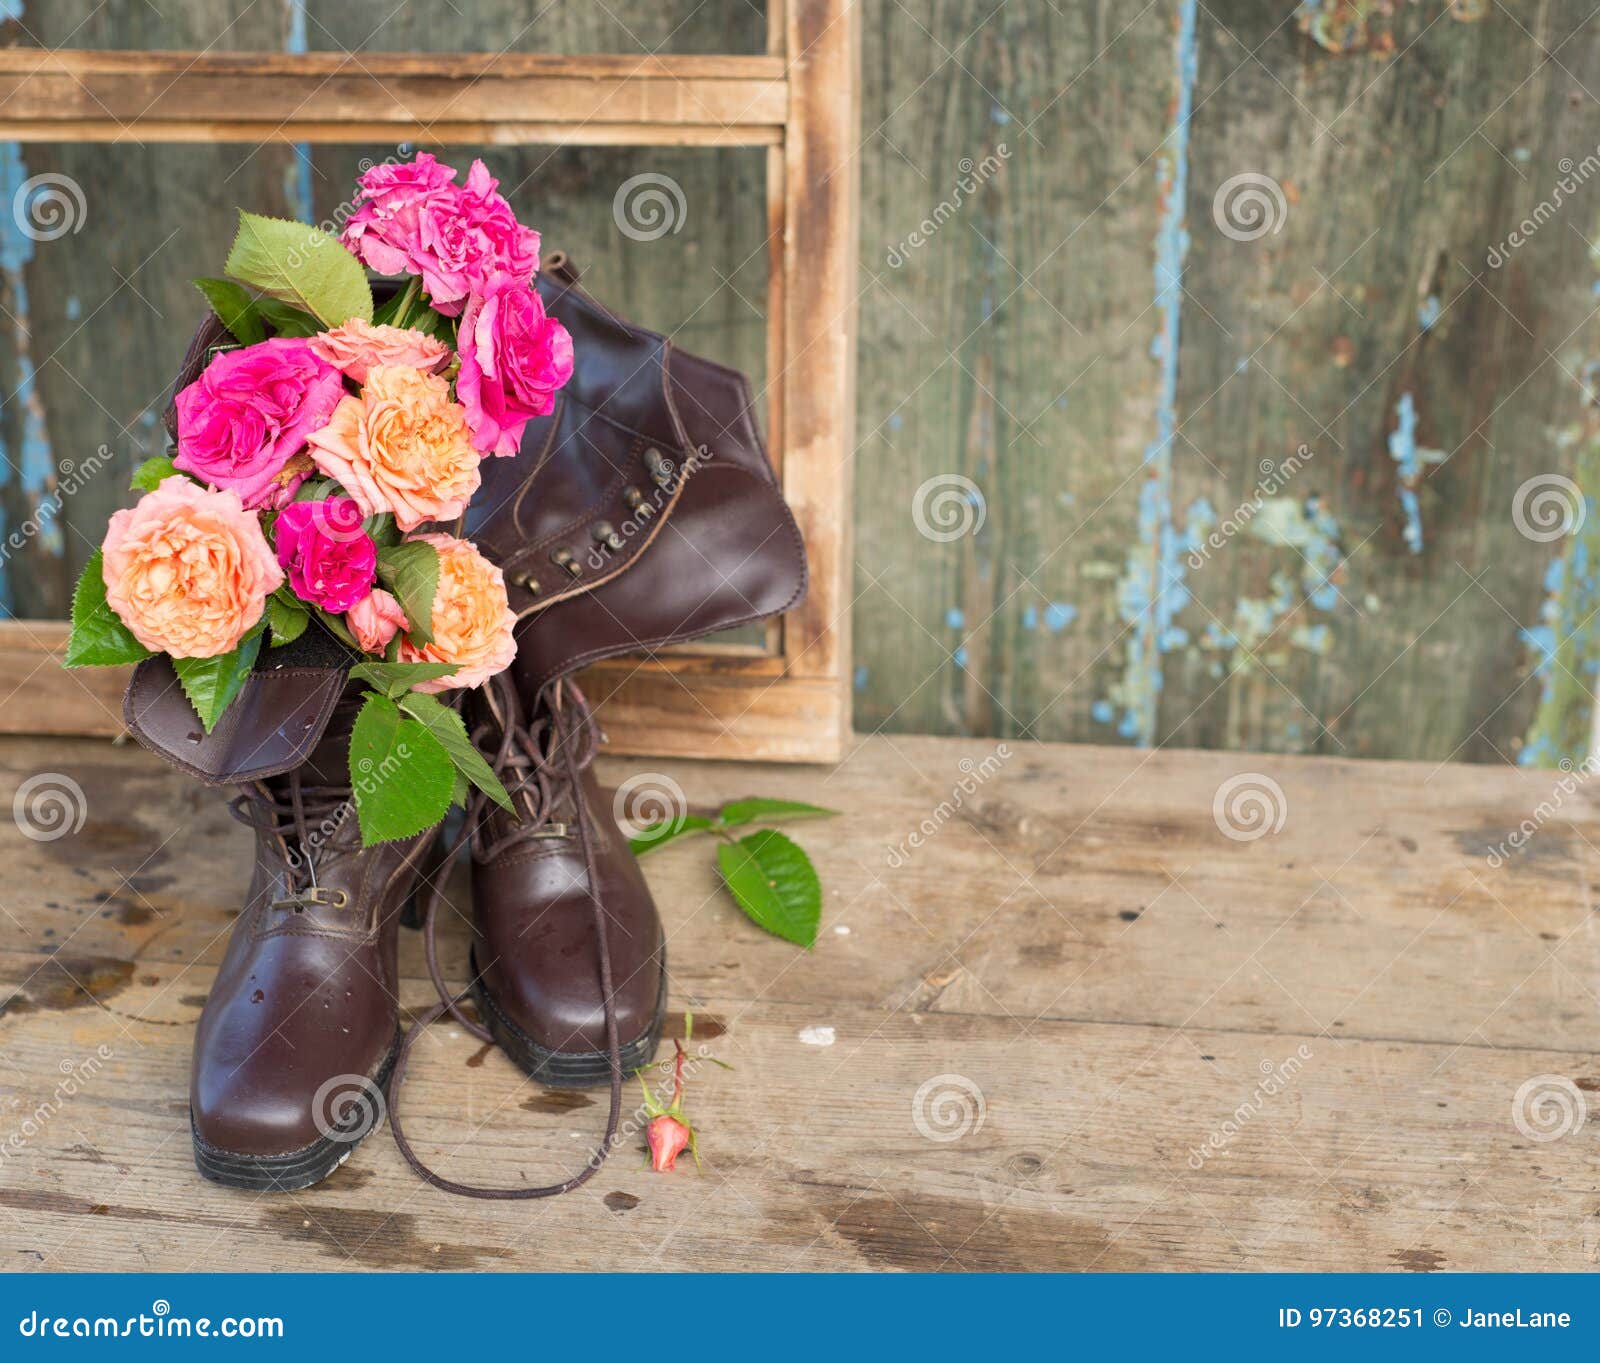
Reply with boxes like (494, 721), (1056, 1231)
(101, 476), (283, 658)
(397, 533), (515, 691)
(310, 318), (450, 385)
(306, 364), (481, 532)
(347, 587), (408, 654)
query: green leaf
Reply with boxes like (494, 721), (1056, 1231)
(253, 298), (322, 339)
(629, 814), (715, 857)
(348, 693), (455, 845)
(715, 829), (821, 948)
(224, 209), (373, 329)
(397, 690), (513, 812)
(266, 590), (310, 647)
(64, 551), (153, 668)
(365, 513), (402, 549)
(716, 798), (838, 828)
(348, 660), (458, 698)
(375, 541), (440, 646)
(313, 606), (359, 649)
(129, 455), (180, 493)
(192, 276), (266, 345)
(172, 630), (262, 732)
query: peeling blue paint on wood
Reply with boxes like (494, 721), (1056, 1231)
(1108, 0), (1198, 747)
(284, 0), (315, 223)
(1388, 393), (1426, 555)
(0, 118), (63, 615)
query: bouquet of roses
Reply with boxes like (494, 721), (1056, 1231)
(63, 153), (573, 846)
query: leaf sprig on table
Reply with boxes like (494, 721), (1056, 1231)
(630, 798), (837, 948)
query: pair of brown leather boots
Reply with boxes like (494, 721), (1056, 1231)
(126, 259), (805, 1196)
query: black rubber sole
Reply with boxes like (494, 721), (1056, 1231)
(469, 947), (667, 1089)
(190, 1038), (399, 1193)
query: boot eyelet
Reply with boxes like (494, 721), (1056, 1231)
(550, 548), (582, 577)
(510, 570), (541, 596)
(592, 521), (624, 551)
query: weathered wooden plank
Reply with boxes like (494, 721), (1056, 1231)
(3, 1), (769, 57)
(1163, 0), (1600, 765)
(1, 968), (1594, 1270)
(850, 2), (1174, 744)
(0, 54), (788, 138)
(2, 733), (1597, 1055)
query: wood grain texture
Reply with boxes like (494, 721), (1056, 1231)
(845, 0), (1600, 766)
(1166, 0), (1600, 764)
(1, 732), (1597, 1270)
(0, 55), (788, 137)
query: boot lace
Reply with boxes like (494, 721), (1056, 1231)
(229, 773), (357, 911)
(387, 675), (626, 1200)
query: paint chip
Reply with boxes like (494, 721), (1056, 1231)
(797, 1024), (836, 1046)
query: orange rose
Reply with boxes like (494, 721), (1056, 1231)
(398, 534), (515, 691)
(306, 364), (481, 532)
(310, 318), (450, 385)
(101, 476), (283, 658)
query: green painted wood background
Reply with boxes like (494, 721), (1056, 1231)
(3, 0), (1598, 767)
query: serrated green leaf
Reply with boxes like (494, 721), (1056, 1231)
(129, 455), (180, 493)
(64, 550), (153, 668)
(266, 590), (310, 647)
(192, 276), (266, 345)
(348, 660), (458, 697)
(396, 690), (513, 812)
(348, 693), (455, 845)
(715, 829), (821, 948)
(716, 798), (838, 828)
(376, 541), (439, 646)
(253, 297), (322, 339)
(172, 630), (262, 732)
(629, 814), (715, 857)
(225, 209), (373, 329)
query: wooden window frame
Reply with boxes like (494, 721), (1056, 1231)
(0, 0), (858, 763)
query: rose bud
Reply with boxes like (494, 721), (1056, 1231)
(647, 1113), (691, 1173)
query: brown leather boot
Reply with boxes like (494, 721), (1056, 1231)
(186, 687), (435, 1191)
(465, 675), (665, 1087)
(387, 257), (805, 1198)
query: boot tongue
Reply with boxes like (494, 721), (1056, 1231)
(297, 690), (364, 788)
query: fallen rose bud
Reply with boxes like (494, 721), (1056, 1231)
(647, 1113), (691, 1173)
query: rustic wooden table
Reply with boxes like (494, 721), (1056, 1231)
(0, 732), (1592, 1271)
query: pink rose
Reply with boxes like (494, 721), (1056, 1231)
(457, 273), (574, 457)
(102, 477), (283, 658)
(174, 337), (344, 510)
(273, 496), (377, 614)
(340, 153), (539, 316)
(347, 588), (407, 654)
(310, 318), (450, 384)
